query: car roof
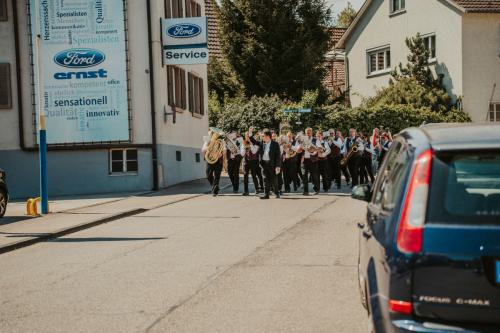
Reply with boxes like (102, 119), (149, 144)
(406, 123), (500, 151)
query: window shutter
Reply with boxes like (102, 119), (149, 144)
(185, 0), (191, 17)
(0, 63), (11, 109)
(0, 0), (7, 21)
(167, 66), (174, 107)
(188, 73), (194, 113)
(172, 0), (179, 18)
(177, 0), (184, 18)
(199, 78), (204, 115)
(180, 68), (186, 110)
(165, 0), (172, 18)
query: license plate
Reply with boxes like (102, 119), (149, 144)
(497, 261), (500, 284)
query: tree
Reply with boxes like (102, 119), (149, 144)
(218, 0), (332, 101)
(208, 57), (243, 104)
(365, 33), (456, 113)
(392, 34), (437, 88)
(336, 2), (357, 28)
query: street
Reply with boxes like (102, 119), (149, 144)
(0, 183), (367, 333)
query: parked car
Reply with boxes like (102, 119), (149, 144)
(0, 168), (8, 218)
(352, 123), (500, 333)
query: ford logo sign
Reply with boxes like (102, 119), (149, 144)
(53, 48), (105, 68)
(167, 24), (202, 38)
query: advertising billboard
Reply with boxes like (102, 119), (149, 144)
(161, 17), (209, 65)
(31, 0), (129, 144)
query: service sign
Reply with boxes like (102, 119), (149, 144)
(31, 0), (129, 144)
(161, 17), (209, 65)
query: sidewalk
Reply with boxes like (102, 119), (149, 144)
(0, 177), (229, 254)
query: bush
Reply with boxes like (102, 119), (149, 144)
(215, 95), (284, 133)
(324, 104), (471, 135)
(363, 78), (453, 113)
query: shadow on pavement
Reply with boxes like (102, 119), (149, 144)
(0, 216), (37, 226)
(48, 237), (166, 243)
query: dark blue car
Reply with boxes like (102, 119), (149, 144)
(352, 123), (500, 333)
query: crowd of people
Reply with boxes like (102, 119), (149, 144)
(202, 126), (393, 199)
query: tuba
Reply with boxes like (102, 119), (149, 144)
(205, 127), (225, 165)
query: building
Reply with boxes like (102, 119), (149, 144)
(337, 0), (500, 122)
(0, 0), (209, 199)
(324, 27), (347, 100)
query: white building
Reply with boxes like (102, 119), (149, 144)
(0, 0), (209, 198)
(337, 0), (500, 122)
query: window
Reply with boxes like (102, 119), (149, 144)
(195, 153), (200, 163)
(489, 103), (500, 122)
(427, 151), (500, 224)
(0, 63), (11, 109)
(423, 35), (436, 60)
(188, 72), (205, 116)
(167, 66), (187, 110)
(372, 140), (412, 212)
(367, 47), (391, 76)
(176, 151), (182, 161)
(186, 0), (201, 17)
(0, 0), (7, 21)
(165, 0), (184, 18)
(391, 0), (405, 13)
(109, 149), (138, 174)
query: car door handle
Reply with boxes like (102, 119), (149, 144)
(357, 222), (365, 229)
(362, 231), (372, 239)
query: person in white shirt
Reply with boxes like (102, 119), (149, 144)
(359, 133), (375, 184)
(316, 131), (332, 192)
(226, 131), (245, 193)
(202, 130), (226, 196)
(294, 127), (320, 195)
(242, 132), (262, 196)
(327, 129), (343, 190)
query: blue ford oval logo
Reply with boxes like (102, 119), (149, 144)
(54, 49), (106, 68)
(167, 24), (202, 38)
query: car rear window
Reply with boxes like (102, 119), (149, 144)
(427, 151), (500, 224)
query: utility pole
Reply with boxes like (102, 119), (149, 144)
(34, 0), (49, 214)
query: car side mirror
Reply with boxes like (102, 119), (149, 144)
(351, 185), (371, 202)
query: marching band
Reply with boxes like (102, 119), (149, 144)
(202, 126), (393, 198)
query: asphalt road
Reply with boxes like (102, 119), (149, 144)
(0, 186), (368, 333)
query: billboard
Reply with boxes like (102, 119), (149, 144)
(161, 17), (209, 65)
(31, 0), (129, 144)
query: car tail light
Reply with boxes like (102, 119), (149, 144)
(397, 149), (432, 254)
(389, 300), (413, 315)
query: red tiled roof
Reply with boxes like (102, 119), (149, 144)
(329, 27), (347, 49)
(205, 0), (223, 59)
(453, 0), (500, 12)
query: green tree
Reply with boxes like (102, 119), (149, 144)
(208, 57), (244, 104)
(218, 0), (332, 101)
(365, 33), (456, 113)
(392, 33), (437, 88)
(336, 2), (357, 28)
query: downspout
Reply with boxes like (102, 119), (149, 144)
(13, 0), (26, 151)
(146, 0), (159, 191)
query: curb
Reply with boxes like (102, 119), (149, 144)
(0, 182), (232, 255)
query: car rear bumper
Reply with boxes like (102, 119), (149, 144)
(392, 320), (481, 333)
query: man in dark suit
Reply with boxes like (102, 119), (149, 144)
(249, 127), (282, 199)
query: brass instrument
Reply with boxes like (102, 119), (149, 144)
(205, 127), (225, 165)
(279, 135), (297, 159)
(225, 136), (239, 156)
(340, 140), (359, 167)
